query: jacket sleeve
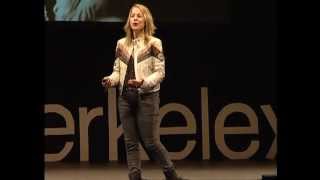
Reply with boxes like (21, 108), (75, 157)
(141, 39), (165, 89)
(105, 41), (120, 86)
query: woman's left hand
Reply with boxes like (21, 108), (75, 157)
(128, 79), (144, 88)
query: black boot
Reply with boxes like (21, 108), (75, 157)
(129, 171), (141, 180)
(163, 168), (188, 180)
(128, 171), (149, 180)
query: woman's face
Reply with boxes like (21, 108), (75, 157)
(129, 7), (145, 32)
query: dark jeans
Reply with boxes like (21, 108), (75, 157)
(118, 90), (174, 175)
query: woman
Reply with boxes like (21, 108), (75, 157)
(102, 4), (187, 180)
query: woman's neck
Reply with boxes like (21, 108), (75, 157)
(133, 30), (144, 40)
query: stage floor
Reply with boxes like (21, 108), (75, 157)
(45, 160), (276, 180)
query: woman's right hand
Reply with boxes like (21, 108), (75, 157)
(101, 77), (112, 87)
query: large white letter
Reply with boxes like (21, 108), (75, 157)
(201, 87), (210, 160)
(45, 104), (74, 162)
(159, 103), (197, 160)
(79, 107), (103, 161)
(107, 88), (123, 161)
(215, 103), (259, 159)
(261, 105), (277, 159)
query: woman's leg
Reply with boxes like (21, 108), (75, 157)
(136, 92), (174, 171)
(118, 96), (142, 176)
(136, 92), (188, 180)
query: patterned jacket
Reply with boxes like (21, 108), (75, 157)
(106, 36), (165, 95)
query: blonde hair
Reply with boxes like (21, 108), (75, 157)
(123, 4), (156, 46)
